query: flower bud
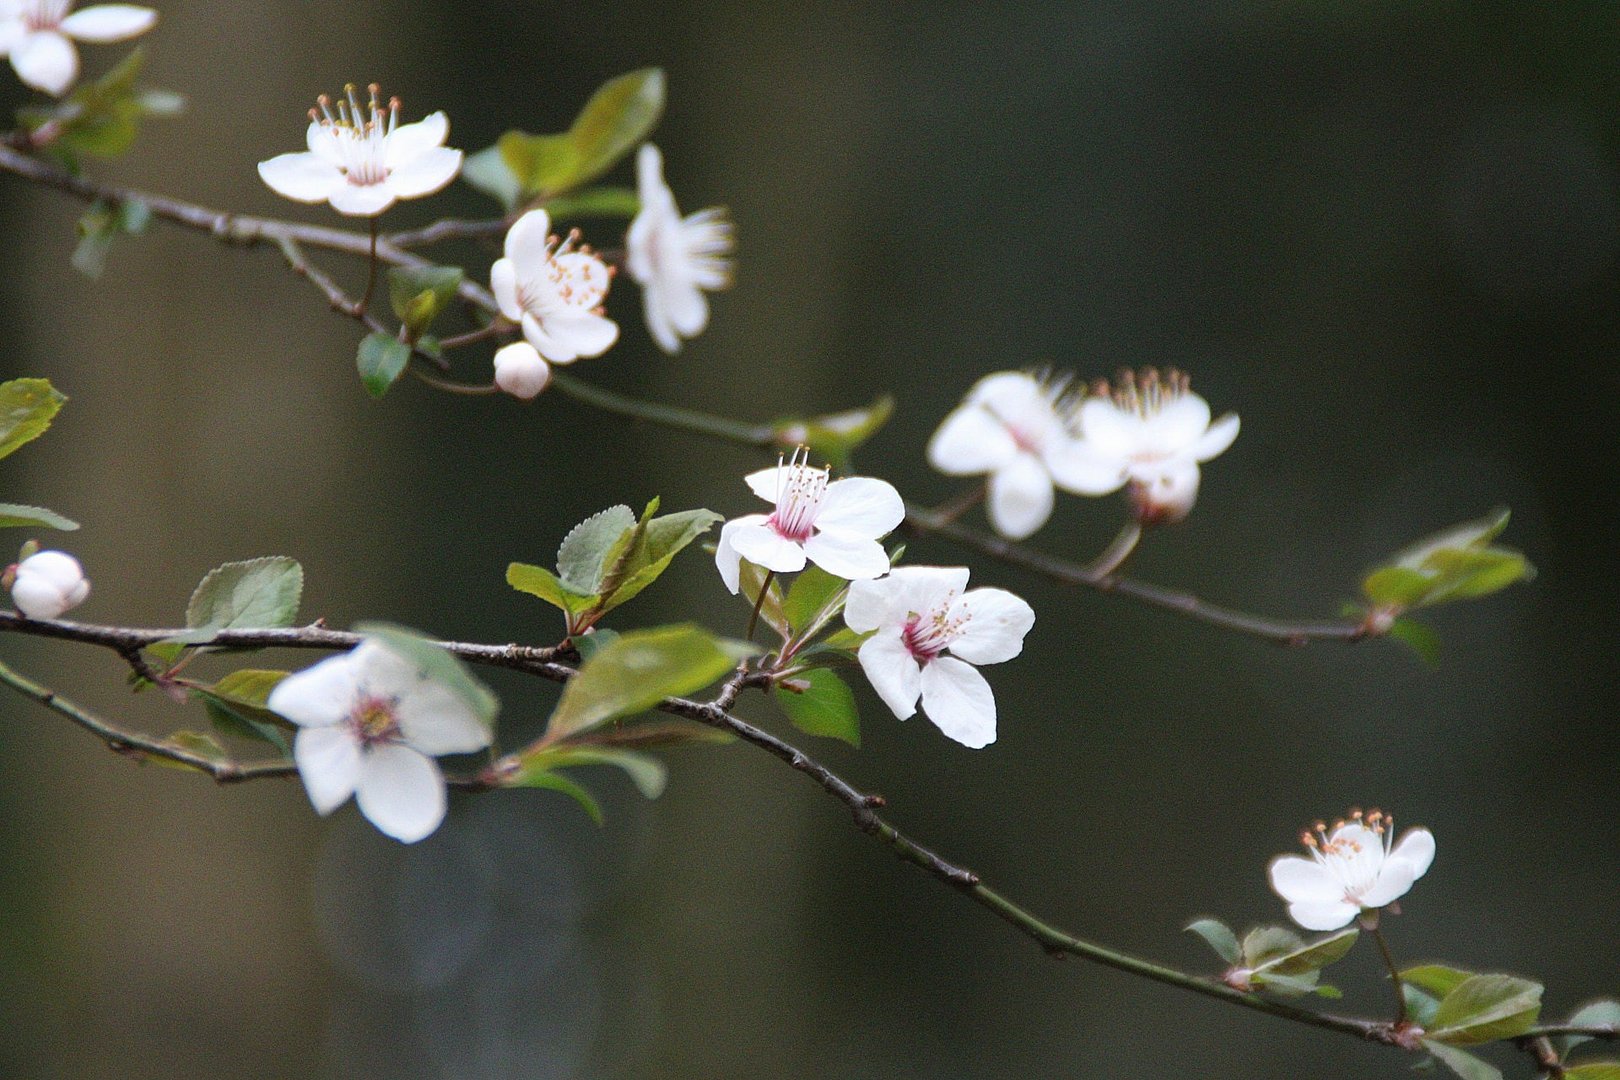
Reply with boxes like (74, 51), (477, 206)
(1128, 464), (1200, 526)
(10, 550), (90, 619)
(492, 342), (551, 400)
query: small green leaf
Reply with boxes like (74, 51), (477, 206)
(159, 729), (230, 769)
(509, 768), (603, 824)
(772, 394), (895, 471)
(496, 68), (665, 200)
(583, 716), (731, 748)
(1184, 918), (1241, 965)
(1565, 1065), (1620, 1080)
(71, 202), (120, 278)
(1395, 507), (1511, 567)
(1558, 1000), (1620, 1057)
(774, 668), (860, 746)
(816, 625), (871, 654)
(574, 628), (621, 662)
(386, 265), (464, 339)
(356, 332), (411, 398)
(1422, 1040), (1504, 1080)
(461, 144), (524, 209)
(1249, 971), (1322, 997)
(546, 624), (737, 740)
(1252, 928), (1358, 976)
(354, 623), (500, 732)
(1402, 965), (1477, 999)
(1388, 617), (1441, 666)
(1239, 925), (1303, 968)
(782, 564), (847, 636)
(183, 557), (303, 638)
(556, 505), (637, 595)
(1428, 974), (1543, 1046)
(507, 561), (599, 618)
(1406, 984), (1444, 1028)
(0, 503), (78, 531)
(1362, 566), (1434, 608)
(0, 378), (66, 461)
(509, 745), (667, 800)
(600, 505), (722, 613)
(195, 669), (291, 752)
(1363, 508), (1532, 612)
(542, 186), (641, 219)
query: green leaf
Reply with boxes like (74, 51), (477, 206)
(71, 202), (119, 278)
(507, 561), (599, 618)
(1252, 928), (1358, 976)
(1406, 984), (1444, 1028)
(497, 68), (665, 200)
(1388, 617), (1441, 666)
(195, 669), (291, 752)
(1422, 1040), (1504, 1080)
(774, 668), (860, 746)
(542, 186), (641, 219)
(1558, 1001), (1620, 1057)
(1362, 566), (1434, 608)
(1239, 926), (1303, 968)
(356, 332), (411, 398)
(508, 768), (603, 824)
(736, 558), (790, 639)
(0, 502), (78, 531)
(1565, 1065), (1620, 1080)
(1422, 548), (1533, 604)
(599, 505), (722, 613)
(159, 729), (229, 769)
(0, 378), (65, 461)
(461, 144), (524, 209)
(1394, 507), (1511, 568)
(772, 394), (895, 471)
(574, 628), (621, 662)
(386, 265), (464, 339)
(1184, 918), (1241, 965)
(508, 745), (667, 800)
(556, 505), (637, 594)
(782, 564), (847, 636)
(1402, 965), (1477, 999)
(582, 716), (731, 749)
(1363, 508), (1533, 612)
(183, 557), (303, 638)
(354, 623), (500, 732)
(545, 624), (736, 740)
(1428, 974), (1543, 1046)
(1249, 971), (1322, 996)
(816, 626), (871, 654)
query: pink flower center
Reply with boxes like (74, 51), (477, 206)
(348, 693), (401, 748)
(21, 0), (69, 31)
(901, 594), (968, 661)
(765, 452), (829, 543)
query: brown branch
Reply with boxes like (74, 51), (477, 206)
(386, 216), (510, 248)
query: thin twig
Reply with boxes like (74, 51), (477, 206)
(386, 216), (510, 248)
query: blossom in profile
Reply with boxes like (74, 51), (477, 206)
(492, 341), (550, 400)
(258, 84), (463, 217)
(7, 549), (89, 619)
(267, 638), (493, 843)
(714, 449), (904, 594)
(491, 208), (619, 364)
(844, 566), (1033, 749)
(1268, 810), (1435, 931)
(0, 1), (156, 96)
(1073, 368), (1240, 525)
(927, 371), (1121, 540)
(626, 143), (733, 354)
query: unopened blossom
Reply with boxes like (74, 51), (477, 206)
(1268, 809), (1435, 931)
(927, 371), (1121, 540)
(491, 208), (619, 364)
(492, 341), (550, 400)
(7, 549), (88, 619)
(258, 84), (463, 217)
(845, 566), (1033, 749)
(0, 1), (155, 96)
(715, 449), (904, 594)
(267, 639), (493, 843)
(625, 143), (733, 354)
(1073, 368), (1240, 525)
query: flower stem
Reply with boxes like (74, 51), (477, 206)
(1084, 521), (1142, 578)
(359, 216), (379, 315)
(746, 569), (777, 642)
(1367, 920), (1408, 1024)
(408, 367), (498, 395)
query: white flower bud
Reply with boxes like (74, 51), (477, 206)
(10, 550), (90, 619)
(492, 342), (551, 400)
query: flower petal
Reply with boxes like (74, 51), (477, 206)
(0, 20), (27, 56)
(533, 311), (618, 363)
(293, 725), (362, 816)
(745, 466), (787, 504)
(949, 588), (1034, 666)
(326, 181), (397, 217)
(845, 566), (970, 632)
(926, 403), (1019, 476)
(636, 142), (672, 206)
(268, 651), (361, 729)
(659, 279), (709, 339)
(11, 575), (69, 618)
(59, 4), (155, 42)
(385, 146), (463, 199)
(1043, 438), (1126, 496)
(986, 452), (1055, 540)
(641, 285), (681, 354)
(383, 111), (449, 168)
(816, 477), (904, 538)
(1388, 827), (1436, 882)
(503, 208), (552, 267)
(919, 656), (996, 748)
(492, 341), (550, 400)
(11, 30), (76, 95)
(1193, 412), (1240, 462)
(856, 627), (921, 720)
(1079, 398), (1148, 459)
(803, 529), (890, 582)
(1358, 857), (1417, 909)
(394, 683), (491, 757)
(1143, 392), (1212, 451)
(490, 258), (522, 321)
(257, 151), (344, 203)
(714, 516), (765, 594)
(1267, 855), (1344, 905)
(1287, 899), (1360, 932)
(355, 744), (447, 843)
(726, 521), (807, 575)
(965, 371), (1047, 418)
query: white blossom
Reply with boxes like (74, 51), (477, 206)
(927, 371), (1121, 540)
(0, 1), (155, 97)
(8, 549), (88, 618)
(625, 143), (733, 354)
(1072, 368), (1240, 525)
(491, 208), (619, 364)
(492, 341), (550, 400)
(257, 84), (463, 217)
(715, 449), (904, 594)
(844, 566), (1033, 749)
(1268, 810), (1435, 931)
(267, 639), (493, 844)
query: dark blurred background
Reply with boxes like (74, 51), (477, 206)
(1, 1), (1617, 1077)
